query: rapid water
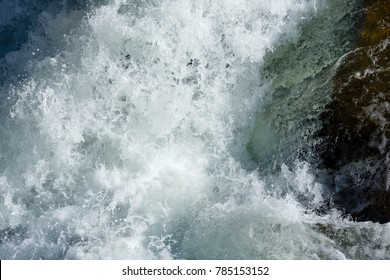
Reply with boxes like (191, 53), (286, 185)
(0, 0), (389, 259)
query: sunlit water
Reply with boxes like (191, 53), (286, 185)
(0, 0), (389, 259)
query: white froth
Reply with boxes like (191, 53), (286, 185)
(1, 0), (389, 260)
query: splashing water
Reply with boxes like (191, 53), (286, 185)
(0, 0), (389, 259)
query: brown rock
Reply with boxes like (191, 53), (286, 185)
(320, 0), (390, 223)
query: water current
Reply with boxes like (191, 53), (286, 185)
(0, 0), (389, 259)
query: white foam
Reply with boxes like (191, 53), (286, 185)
(1, 0), (389, 260)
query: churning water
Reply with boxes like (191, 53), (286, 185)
(0, 0), (389, 259)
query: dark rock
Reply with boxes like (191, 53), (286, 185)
(319, 0), (390, 223)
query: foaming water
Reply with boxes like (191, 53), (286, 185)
(0, 0), (389, 259)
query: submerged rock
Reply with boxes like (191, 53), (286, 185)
(248, 0), (389, 223)
(248, 0), (363, 171)
(319, 0), (390, 223)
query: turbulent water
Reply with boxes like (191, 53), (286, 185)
(0, 0), (389, 259)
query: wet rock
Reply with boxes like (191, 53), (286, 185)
(248, 0), (363, 172)
(319, 0), (390, 223)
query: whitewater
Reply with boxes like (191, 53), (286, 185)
(0, 0), (389, 259)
